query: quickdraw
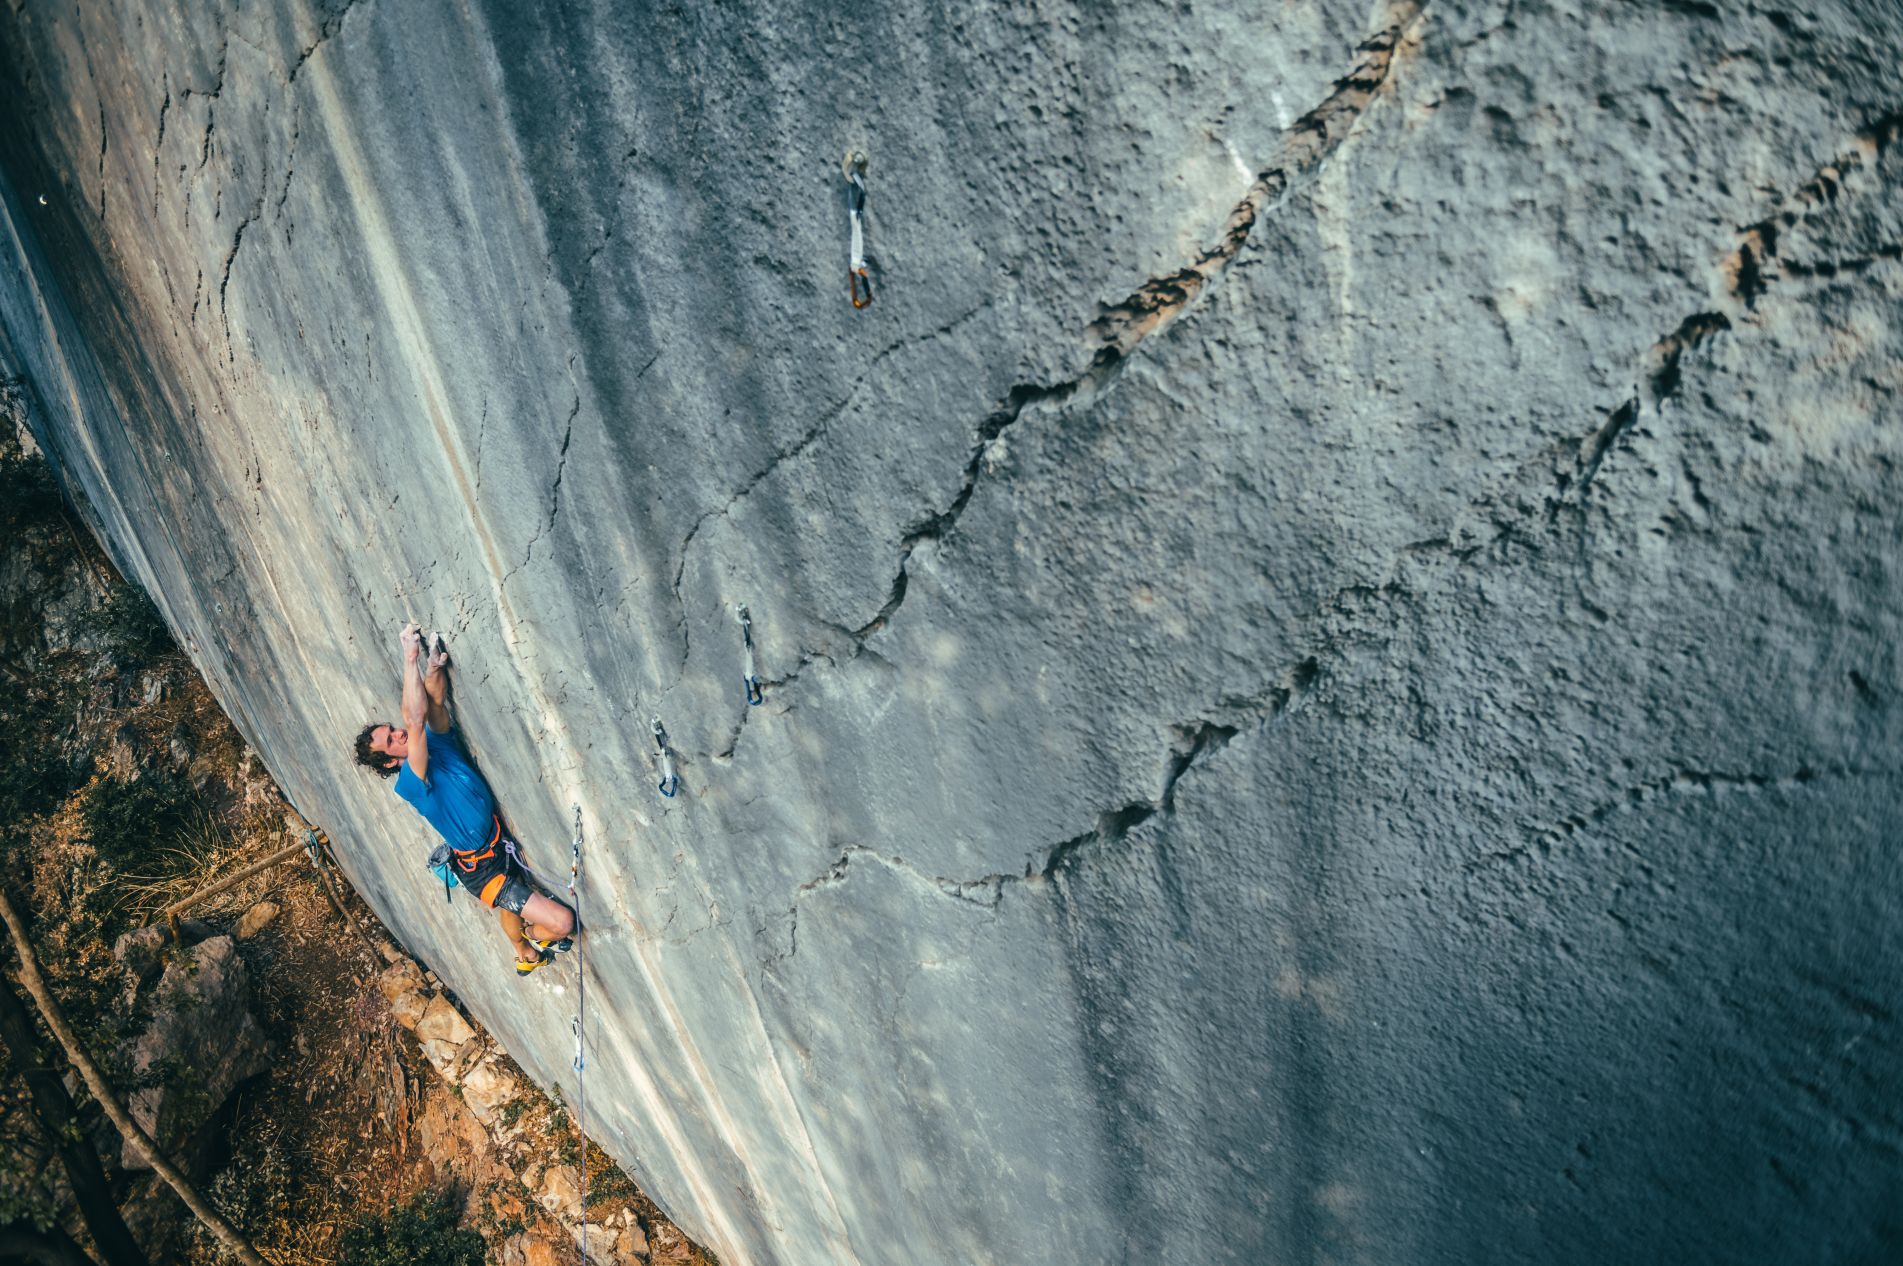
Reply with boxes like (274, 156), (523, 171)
(737, 603), (763, 706)
(844, 151), (872, 309)
(651, 717), (680, 797)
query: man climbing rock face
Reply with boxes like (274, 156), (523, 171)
(353, 622), (575, 975)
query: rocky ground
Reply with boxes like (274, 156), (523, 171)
(1, 393), (713, 1263)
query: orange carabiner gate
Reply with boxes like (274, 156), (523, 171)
(850, 267), (873, 309)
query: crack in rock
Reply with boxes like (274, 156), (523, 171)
(1779, 244), (1903, 278)
(1471, 763), (1886, 871)
(501, 380), (585, 592)
(575, 144), (644, 304)
(1031, 721), (1237, 887)
(289, 0), (370, 85)
(1555, 108), (1903, 513)
(713, 640), (854, 760)
(847, 377), (1095, 646)
(546, 388), (580, 536)
(1085, 0), (1420, 362)
(802, 656), (1326, 938)
(1643, 312), (1732, 409)
(151, 75), (170, 217)
(218, 199), (263, 364)
(1552, 310), (1732, 512)
(1727, 108), (1903, 308)
(177, 31), (231, 191)
(766, 654), (1323, 962)
(841, 2), (1421, 652)
(765, 843), (1001, 970)
(669, 303), (991, 645)
(274, 95), (301, 244)
(95, 97), (107, 222)
(794, 845), (1001, 907)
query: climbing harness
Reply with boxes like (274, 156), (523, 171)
(844, 151), (872, 309)
(651, 717), (680, 797)
(568, 803), (589, 1262)
(422, 815), (559, 907)
(737, 604), (764, 706)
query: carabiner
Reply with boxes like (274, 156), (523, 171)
(850, 267), (873, 309)
(737, 603), (765, 704)
(651, 718), (680, 798)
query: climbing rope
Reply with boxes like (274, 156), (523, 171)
(844, 151), (872, 309)
(568, 803), (589, 1261)
(737, 603), (763, 706)
(651, 717), (680, 797)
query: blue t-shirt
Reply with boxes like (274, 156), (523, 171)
(393, 723), (497, 852)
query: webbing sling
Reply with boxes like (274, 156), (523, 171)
(845, 151), (871, 308)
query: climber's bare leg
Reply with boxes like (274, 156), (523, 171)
(497, 908), (539, 962)
(519, 892), (575, 943)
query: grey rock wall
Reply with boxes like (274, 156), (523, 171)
(3, 2), (1900, 1262)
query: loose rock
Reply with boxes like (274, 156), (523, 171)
(235, 900), (279, 939)
(415, 994), (477, 1046)
(119, 936), (273, 1168)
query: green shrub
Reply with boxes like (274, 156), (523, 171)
(337, 1191), (484, 1266)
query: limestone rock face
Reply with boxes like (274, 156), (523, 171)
(2, 2), (1901, 1263)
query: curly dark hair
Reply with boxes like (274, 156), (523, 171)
(354, 722), (401, 779)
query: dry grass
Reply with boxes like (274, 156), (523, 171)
(111, 810), (238, 916)
(111, 807), (294, 924)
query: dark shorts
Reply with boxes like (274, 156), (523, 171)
(449, 822), (534, 915)
(464, 852), (540, 913)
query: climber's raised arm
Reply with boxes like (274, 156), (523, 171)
(399, 622), (430, 780)
(421, 632), (451, 733)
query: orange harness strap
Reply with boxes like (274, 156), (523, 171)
(452, 817), (504, 872)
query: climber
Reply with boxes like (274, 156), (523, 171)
(352, 622), (575, 976)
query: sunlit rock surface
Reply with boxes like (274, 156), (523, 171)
(3, 2), (1900, 1262)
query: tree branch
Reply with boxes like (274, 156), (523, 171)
(0, 974), (148, 1266)
(0, 891), (267, 1266)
